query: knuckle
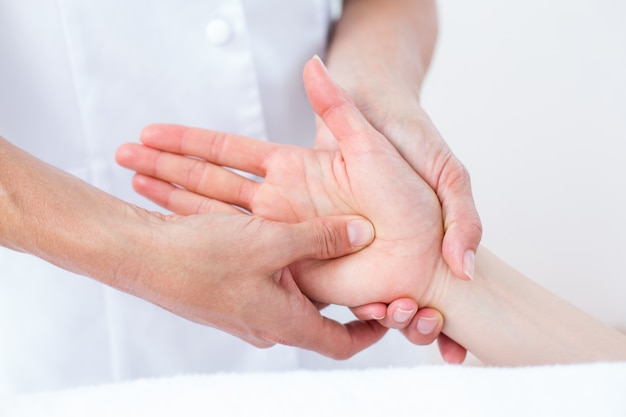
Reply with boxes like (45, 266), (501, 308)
(186, 159), (210, 191)
(197, 198), (217, 214)
(448, 161), (472, 191)
(468, 218), (484, 239)
(313, 221), (341, 258)
(438, 153), (472, 193)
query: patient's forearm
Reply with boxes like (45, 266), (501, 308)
(440, 247), (626, 365)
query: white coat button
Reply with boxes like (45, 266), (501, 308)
(206, 18), (233, 46)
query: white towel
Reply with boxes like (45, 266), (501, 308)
(3, 362), (626, 417)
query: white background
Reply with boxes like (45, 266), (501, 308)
(422, 0), (626, 333)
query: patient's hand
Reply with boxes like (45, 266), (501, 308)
(117, 58), (454, 310)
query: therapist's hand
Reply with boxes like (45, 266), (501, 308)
(324, 0), (482, 284)
(315, 104), (481, 283)
(134, 210), (388, 358)
(123, 172), (449, 353)
(0, 134), (384, 360)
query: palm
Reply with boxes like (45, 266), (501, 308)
(249, 129), (444, 306)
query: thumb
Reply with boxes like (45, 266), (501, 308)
(283, 215), (375, 262)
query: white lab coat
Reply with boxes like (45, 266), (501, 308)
(0, 0), (431, 396)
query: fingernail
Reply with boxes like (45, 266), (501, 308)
(417, 316), (438, 335)
(312, 54), (329, 73)
(463, 250), (475, 281)
(393, 308), (416, 324)
(347, 219), (375, 247)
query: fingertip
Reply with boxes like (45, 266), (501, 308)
(440, 174), (483, 280)
(347, 217), (375, 248)
(442, 228), (480, 281)
(351, 304), (387, 321)
(416, 315), (440, 335)
(414, 308), (444, 335)
(400, 308), (444, 346)
(140, 123), (184, 146)
(131, 174), (164, 202)
(131, 173), (150, 192)
(392, 307), (417, 327)
(311, 54), (327, 71)
(387, 298), (419, 329)
(462, 249), (475, 281)
(438, 334), (467, 364)
(139, 123), (163, 144)
(304, 55), (328, 83)
(303, 55), (347, 122)
(114, 143), (133, 166)
(318, 319), (388, 360)
(294, 215), (374, 263)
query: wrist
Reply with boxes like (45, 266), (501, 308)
(326, 58), (424, 118)
(44, 196), (158, 294)
(433, 246), (626, 366)
(326, 0), (437, 111)
(1, 137), (161, 293)
(94, 204), (164, 294)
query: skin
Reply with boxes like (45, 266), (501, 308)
(1, 0), (457, 363)
(111, 1), (477, 363)
(328, 0), (480, 282)
(118, 58), (626, 365)
(119, 58), (458, 359)
(326, 0), (477, 360)
(118, 58), (449, 311)
(0, 133), (389, 360)
(0, 0), (468, 368)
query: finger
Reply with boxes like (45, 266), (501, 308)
(381, 124), (482, 282)
(438, 159), (483, 281)
(400, 307), (444, 346)
(272, 269), (387, 359)
(437, 333), (468, 364)
(140, 124), (277, 177)
(351, 299), (421, 329)
(320, 319), (388, 360)
(132, 174), (241, 215)
(275, 215), (375, 267)
(291, 317), (388, 360)
(303, 57), (395, 159)
(117, 143), (258, 211)
(314, 117), (340, 151)
(350, 303), (387, 321)
(381, 298), (419, 329)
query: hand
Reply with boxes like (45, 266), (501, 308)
(357, 98), (482, 282)
(315, 56), (472, 361)
(350, 301), (467, 365)
(321, 0), (471, 360)
(119, 145), (451, 357)
(313, 66), (469, 363)
(125, 163), (463, 360)
(117, 58), (455, 315)
(317, 98), (481, 282)
(1, 135), (385, 360)
(129, 208), (388, 359)
(364, 112), (473, 363)
(315, 134), (466, 364)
